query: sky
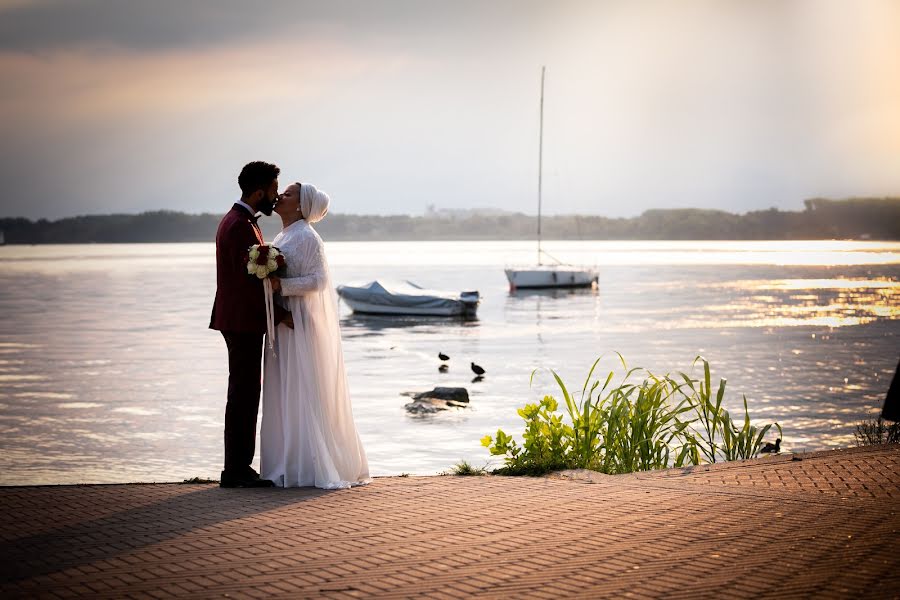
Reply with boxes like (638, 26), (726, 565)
(0, 0), (899, 220)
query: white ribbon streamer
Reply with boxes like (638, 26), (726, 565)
(263, 277), (276, 355)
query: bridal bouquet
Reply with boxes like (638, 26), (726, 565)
(246, 244), (285, 279)
(246, 244), (286, 352)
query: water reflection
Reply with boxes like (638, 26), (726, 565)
(0, 241), (897, 484)
(341, 313), (480, 333)
(507, 286), (599, 299)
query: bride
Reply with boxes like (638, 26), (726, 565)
(260, 182), (370, 489)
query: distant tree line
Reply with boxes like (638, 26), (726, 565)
(1, 197), (898, 244)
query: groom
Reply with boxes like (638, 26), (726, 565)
(210, 161), (292, 488)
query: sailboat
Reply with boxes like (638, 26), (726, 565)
(505, 67), (598, 291)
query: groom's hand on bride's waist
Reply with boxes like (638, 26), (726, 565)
(280, 312), (294, 329)
(270, 277), (281, 293)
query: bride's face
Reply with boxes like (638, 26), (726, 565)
(274, 183), (300, 217)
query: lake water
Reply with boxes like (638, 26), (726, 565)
(0, 240), (898, 485)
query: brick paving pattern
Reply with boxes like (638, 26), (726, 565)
(1, 445), (898, 598)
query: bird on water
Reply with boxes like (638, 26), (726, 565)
(471, 362), (485, 376)
(438, 364), (449, 372)
(760, 438), (781, 453)
(438, 352), (450, 361)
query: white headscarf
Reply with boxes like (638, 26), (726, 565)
(299, 182), (330, 224)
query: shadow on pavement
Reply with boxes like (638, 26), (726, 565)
(0, 484), (334, 584)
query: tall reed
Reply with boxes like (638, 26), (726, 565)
(676, 359), (782, 463)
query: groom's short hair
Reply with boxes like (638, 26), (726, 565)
(239, 161), (280, 198)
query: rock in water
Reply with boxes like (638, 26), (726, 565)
(405, 398), (457, 414)
(413, 387), (470, 403)
(404, 387), (470, 414)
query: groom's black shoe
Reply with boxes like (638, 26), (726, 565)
(220, 469), (276, 488)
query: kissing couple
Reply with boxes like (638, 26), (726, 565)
(209, 161), (370, 489)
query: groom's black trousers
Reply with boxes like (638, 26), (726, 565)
(221, 331), (263, 473)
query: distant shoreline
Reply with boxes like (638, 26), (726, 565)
(0, 232), (900, 248)
(1, 197), (898, 244)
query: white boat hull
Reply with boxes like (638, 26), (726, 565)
(336, 280), (480, 317)
(505, 266), (598, 289)
(339, 298), (476, 317)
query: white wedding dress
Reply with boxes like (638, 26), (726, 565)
(260, 184), (370, 489)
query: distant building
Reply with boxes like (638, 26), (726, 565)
(424, 205), (516, 220)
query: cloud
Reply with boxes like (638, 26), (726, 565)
(0, 32), (426, 215)
(0, 0), (553, 53)
(0, 0), (310, 52)
(0, 0), (898, 220)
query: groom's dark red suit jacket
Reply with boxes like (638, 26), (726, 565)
(209, 203), (280, 333)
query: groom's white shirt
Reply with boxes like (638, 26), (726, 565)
(236, 199), (256, 216)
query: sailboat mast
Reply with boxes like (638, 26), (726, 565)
(537, 65), (545, 266)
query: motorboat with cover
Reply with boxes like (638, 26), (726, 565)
(336, 280), (480, 317)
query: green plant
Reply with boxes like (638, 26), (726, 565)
(482, 394), (573, 475)
(604, 374), (696, 474)
(854, 418), (900, 446)
(482, 355), (783, 476)
(548, 356), (606, 469)
(450, 460), (488, 476)
(181, 476), (217, 484)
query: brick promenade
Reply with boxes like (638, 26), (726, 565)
(1, 445), (898, 599)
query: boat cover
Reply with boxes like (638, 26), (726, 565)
(336, 280), (479, 310)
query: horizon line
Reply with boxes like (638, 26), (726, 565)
(2, 196), (899, 223)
